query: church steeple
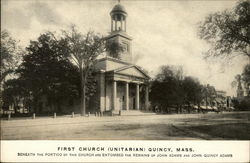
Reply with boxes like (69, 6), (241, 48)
(110, 2), (127, 32)
(236, 75), (244, 98)
(106, 2), (132, 63)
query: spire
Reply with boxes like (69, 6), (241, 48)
(107, 2), (132, 63)
(110, 2), (127, 32)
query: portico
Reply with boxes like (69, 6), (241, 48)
(111, 80), (149, 111)
(104, 64), (150, 112)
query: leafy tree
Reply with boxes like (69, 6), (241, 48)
(2, 78), (31, 113)
(182, 76), (203, 111)
(150, 66), (185, 113)
(242, 64), (250, 83)
(232, 69), (249, 97)
(242, 64), (250, 96)
(232, 97), (250, 111)
(106, 41), (124, 59)
(155, 65), (184, 81)
(150, 66), (209, 113)
(232, 74), (244, 97)
(1, 30), (24, 109)
(60, 26), (105, 116)
(202, 84), (217, 108)
(1, 30), (23, 83)
(16, 32), (80, 114)
(198, 0), (250, 59)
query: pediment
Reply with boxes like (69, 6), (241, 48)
(114, 65), (150, 79)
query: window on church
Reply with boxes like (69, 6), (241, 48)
(122, 42), (129, 52)
(126, 44), (129, 52)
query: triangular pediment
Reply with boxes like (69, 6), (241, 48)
(114, 65), (150, 79)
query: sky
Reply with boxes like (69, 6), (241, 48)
(1, 0), (248, 96)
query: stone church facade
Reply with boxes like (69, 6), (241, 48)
(89, 3), (150, 114)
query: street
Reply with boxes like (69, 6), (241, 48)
(1, 112), (249, 140)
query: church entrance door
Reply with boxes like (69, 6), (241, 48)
(133, 98), (135, 110)
(116, 97), (124, 110)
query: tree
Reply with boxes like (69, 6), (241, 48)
(232, 97), (250, 111)
(242, 64), (250, 82)
(106, 41), (124, 59)
(232, 66), (250, 97)
(198, 0), (250, 59)
(1, 30), (23, 109)
(242, 64), (250, 96)
(232, 74), (244, 96)
(182, 76), (203, 111)
(16, 32), (80, 114)
(61, 26), (105, 116)
(150, 65), (207, 113)
(150, 66), (185, 113)
(1, 30), (23, 83)
(2, 78), (31, 113)
(203, 84), (217, 107)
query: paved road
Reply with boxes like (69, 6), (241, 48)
(1, 112), (249, 140)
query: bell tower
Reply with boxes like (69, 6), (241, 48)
(106, 2), (132, 63)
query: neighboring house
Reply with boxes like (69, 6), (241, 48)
(215, 90), (227, 111)
(199, 90), (232, 112)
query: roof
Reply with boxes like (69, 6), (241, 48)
(111, 4), (127, 14)
(96, 56), (131, 66)
(105, 31), (132, 40)
(107, 65), (151, 79)
(215, 97), (226, 103)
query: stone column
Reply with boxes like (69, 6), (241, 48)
(125, 82), (129, 110)
(145, 85), (149, 110)
(115, 15), (117, 31)
(99, 70), (105, 112)
(125, 18), (126, 32)
(136, 83), (140, 110)
(121, 16), (124, 31)
(111, 18), (113, 32)
(113, 80), (117, 110)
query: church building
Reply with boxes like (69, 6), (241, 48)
(89, 3), (151, 114)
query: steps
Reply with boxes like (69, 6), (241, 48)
(117, 110), (156, 116)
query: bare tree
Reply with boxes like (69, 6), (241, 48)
(198, 0), (250, 60)
(61, 26), (105, 116)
